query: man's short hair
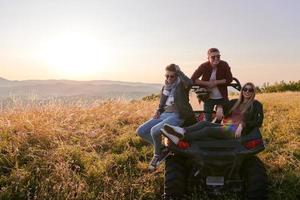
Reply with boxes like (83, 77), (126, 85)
(207, 48), (220, 55)
(165, 63), (177, 72)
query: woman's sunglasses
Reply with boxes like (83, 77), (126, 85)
(165, 74), (175, 79)
(243, 88), (254, 93)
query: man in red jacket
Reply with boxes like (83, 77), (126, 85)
(191, 48), (233, 121)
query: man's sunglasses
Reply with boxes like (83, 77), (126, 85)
(243, 88), (254, 93)
(211, 55), (220, 60)
(165, 74), (175, 79)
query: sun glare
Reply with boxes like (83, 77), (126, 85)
(39, 33), (111, 79)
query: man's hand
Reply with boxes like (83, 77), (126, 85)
(216, 106), (224, 121)
(235, 124), (243, 138)
(207, 80), (217, 88)
(153, 111), (160, 119)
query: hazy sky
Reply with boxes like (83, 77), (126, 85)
(0, 0), (299, 85)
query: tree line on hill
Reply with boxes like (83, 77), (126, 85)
(257, 80), (300, 93)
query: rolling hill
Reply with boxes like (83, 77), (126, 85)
(0, 77), (162, 100)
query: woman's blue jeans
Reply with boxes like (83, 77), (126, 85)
(136, 112), (183, 155)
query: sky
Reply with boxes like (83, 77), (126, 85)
(0, 0), (299, 85)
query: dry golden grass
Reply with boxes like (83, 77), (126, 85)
(0, 92), (299, 199)
(255, 92), (300, 199)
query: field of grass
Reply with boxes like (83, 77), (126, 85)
(0, 92), (299, 199)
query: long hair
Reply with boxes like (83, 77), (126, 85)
(229, 82), (256, 114)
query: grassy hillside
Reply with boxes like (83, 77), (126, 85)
(0, 92), (299, 199)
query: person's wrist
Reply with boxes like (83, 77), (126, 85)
(216, 105), (223, 110)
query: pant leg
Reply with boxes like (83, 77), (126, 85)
(185, 126), (234, 142)
(151, 113), (183, 155)
(184, 121), (221, 133)
(204, 98), (226, 122)
(136, 118), (163, 145)
(203, 99), (216, 122)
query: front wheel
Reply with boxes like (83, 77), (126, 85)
(242, 156), (268, 200)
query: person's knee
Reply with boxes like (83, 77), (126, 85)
(150, 125), (161, 137)
(136, 126), (146, 137)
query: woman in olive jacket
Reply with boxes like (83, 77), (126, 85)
(136, 64), (196, 171)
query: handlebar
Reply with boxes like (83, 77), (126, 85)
(191, 77), (241, 92)
(229, 78), (241, 91)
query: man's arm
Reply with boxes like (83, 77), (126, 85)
(194, 79), (211, 86)
(223, 64), (233, 85)
(191, 64), (214, 87)
(192, 63), (233, 87)
(191, 65), (204, 85)
(215, 63), (233, 86)
(175, 65), (193, 89)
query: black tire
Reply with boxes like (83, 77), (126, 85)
(164, 155), (188, 199)
(242, 156), (268, 200)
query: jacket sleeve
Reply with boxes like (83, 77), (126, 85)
(220, 62), (233, 85)
(245, 101), (264, 128)
(157, 87), (166, 114)
(225, 64), (233, 84)
(191, 65), (204, 84)
(177, 70), (193, 89)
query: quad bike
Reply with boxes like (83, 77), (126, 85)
(163, 78), (268, 200)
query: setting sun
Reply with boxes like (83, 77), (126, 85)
(39, 33), (111, 79)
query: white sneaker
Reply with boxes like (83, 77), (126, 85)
(163, 124), (185, 137)
(161, 128), (180, 146)
(148, 148), (172, 172)
(148, 155), (159, 172)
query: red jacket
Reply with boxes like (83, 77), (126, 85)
(191, 60), (233, 100)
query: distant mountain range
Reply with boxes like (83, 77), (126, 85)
(0, 77), (162, 100)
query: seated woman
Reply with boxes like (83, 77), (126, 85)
(161, 82), (263, 145)
(136, 64), (196, 171)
